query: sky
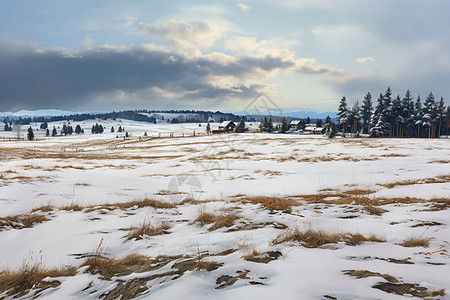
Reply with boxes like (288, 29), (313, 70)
(0, 0), (449, 113)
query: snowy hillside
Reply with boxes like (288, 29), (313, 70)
(0, 121), (449, 299)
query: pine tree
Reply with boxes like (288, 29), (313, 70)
(437, 97), (445, 137)
(278, 117), (288, 133)
(68, 125), (73, 135)
(361, 92), (373, 134)
(381, 87), (393, 136)
(27, 127), (34, 141)
(235, 118), (246, 133)
(392, 95), (402, 137)
(423, 92), (436, 137)
(52, 127), (57, 137)
(46, 128), (50, 136)
(118, 125), (123, 133)
(402, 90), (415, 137)
(259, 117), (268, 132)
(206, 123), (211, 134)
(75, 125), (82, 134)
(111, 126), (114, 133)
(62, 124), (68, 136)
(337, 96), (349, 134)
(348, 100), (361, 135)
(268, 118), (274, 132)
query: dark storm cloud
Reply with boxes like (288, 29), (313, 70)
(0, 42), (301, 111)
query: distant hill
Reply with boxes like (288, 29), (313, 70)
(0, 108), (337, 124)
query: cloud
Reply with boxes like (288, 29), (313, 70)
(237, 3), (251, 11)
(356, 56), (375, 64)
(0, 38), (350, 111)
(119, 16), (138, 29)
(138, 19), (224, 50)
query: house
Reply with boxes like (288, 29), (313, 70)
(304, 126), (324, 135)
(290, 120), (302, 130)
(213, 120), (236, 133)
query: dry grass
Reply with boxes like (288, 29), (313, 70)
(245, 196), (297, 211)
(208, 214), (240, 231)
(31, 204), (54, 213)
(155, 189), (187, 196)
(0, 262), (76, 298)
(86, 198), (176, 212)
(380, 175), (450, 189)
(379, 153), (409, 158)
(399, 237), (433, 248)
(0, 214), (49, 231)
(272, 227), (385, 248)
(193, 209), (240, 231)
(342, 269), (399, 283)
(61, 202), (84, 212)
(428, 159), (450, 164)
(194, 210), (217, 226)
(125, 221), (171, 240)
(82, 253), (150, 280)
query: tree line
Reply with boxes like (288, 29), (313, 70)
(337, 87), (449, 138)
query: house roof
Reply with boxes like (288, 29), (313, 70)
(219, 120), (235, 127)
(290, 120), (301, 125)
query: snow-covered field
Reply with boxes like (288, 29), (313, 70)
(0, 120), (449, 299)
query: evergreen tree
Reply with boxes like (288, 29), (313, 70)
(391, 95), (402, 137)
(235, 118), (246, 133)
(315, 119), (323, 127)
(361, 92), (373, 134)
(27, 127), (34, 141)
(278, 117), (288, 133)
(46, 128), (50, 136)
(75, 124), (82, 134)
(67, 125), (73, 135)
(62, 124), (68, 135)
(111, 126), (114, 133)
(206, 123), (211, 134)
(337, 96), (349, 134)
(423, 92), (436, 137)
(259, 117), (268, 132)
(118, 125), (123, 133)
(348, 100), (361, 135)
(437, 97), (445, 137)
(402, 90), (415, 137)
(52, 127), (57, 136)
(98, 124), (104, 133)
(268, 118), (274, 132)
(381, 87), (393, 136)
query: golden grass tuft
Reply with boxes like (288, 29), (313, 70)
(125, 221), (171, 240)
(399, 237), (433, 248)
(85, 198), (176, 212)
(245, 196), (297, 211)
(31, 204), (54, 213)
(193, 208), (240, 231)
(0, 214), (49, 231)
(194, 211), (217, 226)
(61, 202), (84, 212)
(82, 253), (149, 280)
(272, 227), (385, 248)
(208, 214), (240, 231)
(0, 262), (76, 298)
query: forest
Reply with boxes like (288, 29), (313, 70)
(337, 88), (449, 138)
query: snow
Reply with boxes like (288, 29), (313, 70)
(0, 120), (449, 299)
